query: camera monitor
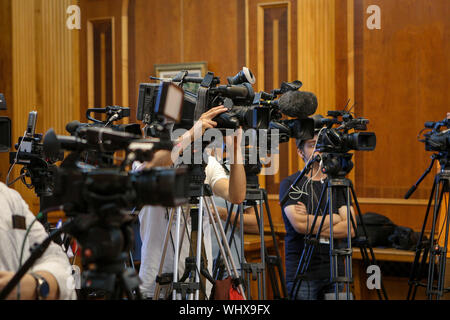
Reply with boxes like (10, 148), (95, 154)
(137, 82), (185, 124)
(155, 82), (184, 122)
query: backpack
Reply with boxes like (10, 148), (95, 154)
(210, 277), (244, 300)
(355, 212), (397, 247)
(388, 226), (424, 251)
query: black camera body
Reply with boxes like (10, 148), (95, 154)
(423, 119), (450, 152)
(9, 112), (63, 197)
(312, 110), (376, 177)
(0, 93), (11, 152)
(65, 106), (142, 167)
(316, 111), (377, 154)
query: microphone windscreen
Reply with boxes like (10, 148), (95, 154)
(278, 91), (318, 119)
(66, 120), (81, 134)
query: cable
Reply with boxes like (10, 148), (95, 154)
(6, 131), (27, 186)
(16, 205), (63, 299)
(6, 173), (27, 187)
(291, 127), (326, 299)
(16, 212), (43, 300)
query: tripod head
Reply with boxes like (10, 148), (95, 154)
(404, 151), (450, 199)
(320, 152), (354, 179)
(244, 151), (262, 191)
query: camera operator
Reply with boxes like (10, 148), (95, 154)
(0, 182), (76, 300)
(207, 147), (259, 277)
(134, 105), (246, 299)
(279, 131), (355, 300)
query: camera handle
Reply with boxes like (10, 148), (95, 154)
(404, 154), (437, 199)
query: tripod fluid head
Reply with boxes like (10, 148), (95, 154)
(320, 152), (354, 179)
(404, 152), (450, 200)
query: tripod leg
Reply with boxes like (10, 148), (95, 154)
(205, 196), (247, 300)
(407, 176), (437, 299)
(172, 206), (183, 300)
(193, 198), (205, 300)
(344, 186), (353, 300)
(290, 182), (328, 299)
(262, 190), (287, 299)
(437, 184), (450, 299)
(259, 198), (266, 299)
(239, 204), (252, 299)
(327, 186), (340, 300)
(212, 204), (235, 279)
(349, 185), (389, 300)
(427, 177), (445, 299)
(153, 208), (176, 300)
(214, 204), (241, 281)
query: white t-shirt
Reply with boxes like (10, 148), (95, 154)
(0, 182), (76, 300)
(135, 156), (228, 298)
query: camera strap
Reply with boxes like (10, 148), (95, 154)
(194, 87), (208, 121)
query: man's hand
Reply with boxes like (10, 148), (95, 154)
(190, 105), (228, 137)
(0, 271), (36, 300)
(173, 105), (228, 159)
(225, 127), (243, 149)
(294, 202), (308, 215)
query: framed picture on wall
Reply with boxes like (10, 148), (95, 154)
(154, 62), (208, 94)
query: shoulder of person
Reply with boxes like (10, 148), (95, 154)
(280, 171), (303, 190)
(0, 182), (28, 212)
(0, 182), (22, 200)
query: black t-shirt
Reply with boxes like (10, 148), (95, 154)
(279, 171), (350, 282)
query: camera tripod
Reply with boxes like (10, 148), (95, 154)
(406, 154), (450, 300)
(282, 153), (388, 300)
(78, 253), (142, 300)
(152, 167), (246, 300)
(212, 173), (287, 300)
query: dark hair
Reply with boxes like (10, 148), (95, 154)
(296, 139), (306, 151)
(296, 130), (320, 151)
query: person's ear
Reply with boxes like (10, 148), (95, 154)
(297, 148), (305, 161)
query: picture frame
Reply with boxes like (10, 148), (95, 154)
(154, 61), (208, 94)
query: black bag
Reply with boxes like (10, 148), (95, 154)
(355, 212), (397, 247)
(388, 226), (424, 251)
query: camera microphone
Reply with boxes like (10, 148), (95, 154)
(278, 90), (318, 119)
(25, 111), (38, 137)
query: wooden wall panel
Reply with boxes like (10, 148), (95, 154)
(183, 0), (242, 78)
(80, 0), (126, 119)
(130, 0), (244, 116)
(130, 0), (183, 116)
(36, 0), (81, 136)
(352, 0), (450, 231)
(297, 0), (336, 116)
(6, 0), (80, 213)
(0, 0), (13, 182)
